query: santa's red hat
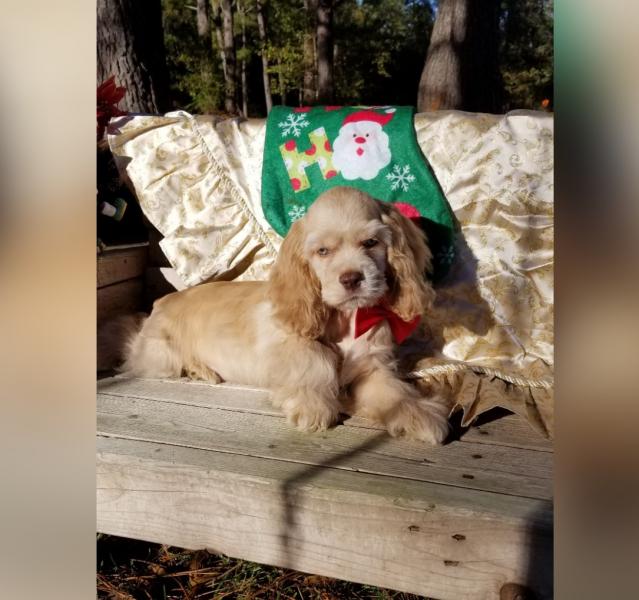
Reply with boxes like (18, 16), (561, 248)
(342, 109), (394, 128)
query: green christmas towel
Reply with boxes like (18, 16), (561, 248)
(261, 105), (456, 279)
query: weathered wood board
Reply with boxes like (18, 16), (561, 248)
(97, 376), (553, 600)
(97, 244), (148, 323)
(97, 279), (144, 323)
(97, 245), (148, 288)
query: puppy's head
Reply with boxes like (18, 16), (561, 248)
(268, 187), (435, 337)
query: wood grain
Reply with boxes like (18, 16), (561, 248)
(96, 375), (553, 600)
(98, 436), (553, 600)
(97, 279), (144, 323)
(98, 376), (553, 452)
(97, 246), (148, 288)
(97, 392), (552, 500)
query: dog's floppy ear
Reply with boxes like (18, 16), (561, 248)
(381, 204), (436, 321)
(268, 219), (328, 339)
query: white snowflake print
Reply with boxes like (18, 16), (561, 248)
(386, 164), (416, 192)
(436, 244), (456, 266)
(287, 204), (307, 222)
(278, 113), (310, 137)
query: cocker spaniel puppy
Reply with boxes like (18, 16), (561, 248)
(123, 187), (449, 444)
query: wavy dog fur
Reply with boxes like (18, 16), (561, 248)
(380, 202), (436, 321)
(121, 187), (449, 443)
(268, 219), (329, 339)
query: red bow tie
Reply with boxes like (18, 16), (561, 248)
(354, 305), (421, 344)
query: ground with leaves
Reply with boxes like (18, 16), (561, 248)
(97, 534), (430, 600)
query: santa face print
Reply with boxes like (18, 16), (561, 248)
(332, 121), (392, 181)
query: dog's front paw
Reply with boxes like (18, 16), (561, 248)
(275, 390), (340, 433)
(385, 397), (450, 445)
(287, 405), (339, 432)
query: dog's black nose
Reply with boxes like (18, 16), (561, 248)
(339, 271), (364, 290)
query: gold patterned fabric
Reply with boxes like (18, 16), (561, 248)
(410, 111), (554, 437)
(109, 111), (281, 286)
(108, 109), (554, 437)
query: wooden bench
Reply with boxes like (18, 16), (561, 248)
(97, 375), (553, 600)
(97, 243), (147, 324)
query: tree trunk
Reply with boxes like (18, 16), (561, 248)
(255, 0), (273, 113)
(211, 3), (228, 81)
(302, 0), (318, 104)
(238, 0), (248, 116)
(316, 0), (334, 104)
(219, 0), (238, 114)
(197, 0), (211, 44)
(278, 58), (286, 105)
(97, 0), (169, 113)
(417, 0), (502, 113)
(302, 34), (317, 104)
(196, 0), (214, 96)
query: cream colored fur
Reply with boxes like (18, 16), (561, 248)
(122, 187), (449, 443)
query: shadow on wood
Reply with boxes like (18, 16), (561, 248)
(278, 432), (389, 570)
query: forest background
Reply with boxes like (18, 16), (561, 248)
(97, 0), (553, 118)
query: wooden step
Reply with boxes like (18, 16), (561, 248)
(97, 376), (553, 600)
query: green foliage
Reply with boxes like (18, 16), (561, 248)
(263, 0), (307, 103)
(159, 0), (553, 115)
(265, 42), (304, 101)
(335, 0), (433, 105)
(500, 0), (554, 110)
(162, 0), (225, 113)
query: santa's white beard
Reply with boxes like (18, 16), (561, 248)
(332, 129), (391, 180)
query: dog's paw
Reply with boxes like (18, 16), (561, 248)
(183, 363), (222, 383)
(385, 396), (450, 445)
(288, 401), (340, 432)
(277, 391), (340, 433)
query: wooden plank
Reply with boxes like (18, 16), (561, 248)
(97, 436), (550, 522)
(97, 392), (552, 499)
(98, 376), (553, 452)
(99, 241), (149, 251)
(97, 436), (553, 600)
(97, 279), (144, 323)
(462, 414), (553, 451)
(97, 246), (148, 288)
(96, 386), (553, 482)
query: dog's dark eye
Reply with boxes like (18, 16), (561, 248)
(352, 133), (356, 138)
(317, 247), (330, 256)
(361, 238), (378, 248)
